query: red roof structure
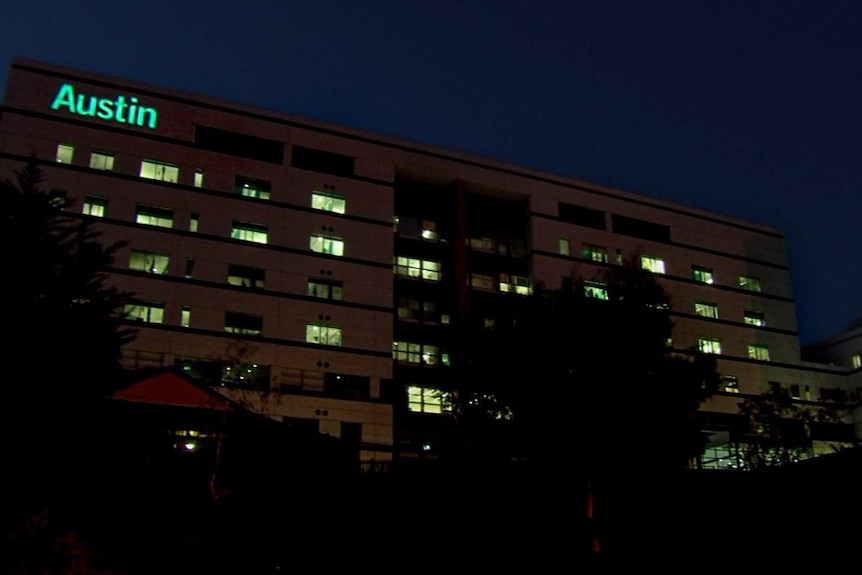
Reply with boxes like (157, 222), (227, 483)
(112, 369), (231, 411)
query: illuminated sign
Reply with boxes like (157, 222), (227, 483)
(50, 83), (158, 130)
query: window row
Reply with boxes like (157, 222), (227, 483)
(124, 302), (343, 345)
(395, 217), (442, 242)
(469, 273), (532, 295)
(84, 198), (348, 254)
(57, 144), (348, 213)
(393, 341), (451, 367)
(557, 238), (764, 293)
(129, 250), (347, 300)
(694, 302), (766, 326)
(697, 338), (771, 361)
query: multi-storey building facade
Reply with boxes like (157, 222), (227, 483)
(1, 58), (858, 470)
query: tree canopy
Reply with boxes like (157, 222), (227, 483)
(2, 157), (136, 570)
(448, 257), (720, 474)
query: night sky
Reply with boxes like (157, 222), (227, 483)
(1, 1), (859, 346)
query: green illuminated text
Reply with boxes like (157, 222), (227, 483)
(51, 83), (158, 130)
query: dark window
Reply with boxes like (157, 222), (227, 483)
(224, 311), (263, 336)
(291, 145), (355, 177)
(228, 264), (266, 289)
(790, 384), (800, 399)
(820, 388), (847, 402)
(558, 203), (606, 230)
(235, 175), (271, 199)
(308, 278), (343, 300)
(323, 373), (370, 400)
(611, 214), (671, 243)
(194, 125), (284, 164)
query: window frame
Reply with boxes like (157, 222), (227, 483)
(738, 275), (762, 292)
(640, 255), (666, 274)
(311, 191), (346, 214)
(305, 323), (342, 346)
(124, 301), (165, 324)
(129, 249), (170, 275)
(743, 310), (766, 327)
(694, 301), (719, 319)
(227, 264), (266, 289)
(698, 337), (722, 355)
(135, 204), (174, 228)
(89, 150), (115, 171)
(139, 159), (179, 183)
(235, 175), (271, 200)
(310, 234), (345, 256)
(747, 344), (770, 361)
(582, 243), (608, 263)
(396, 256), (441, 281)
(407, 385), (453, 414)
(224, 311), (263, 336)
(692, 265), (715, 284)
(308, 278), (343, 300)
(231, 221), (269, 244)
(82, 196), (107, 218)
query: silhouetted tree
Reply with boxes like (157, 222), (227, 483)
(447, 256), (720, 560)
(737, 386), (857, 470)
(1, 157), (136, 574)
(451, 256), (718, 470)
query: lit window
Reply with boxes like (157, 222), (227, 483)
(49, 189), (66, 208)
(193, 169), (204, 188)
(584, 281), (609, 300)
(311, 191), (346, 214)
(89, 151), (115, 171)
(55, 144), (74, 164)
(310, 234), (344, 256)
(395, 257), (440, 281)
(224, 311), (263, 336)
(723, 376), (739, 393)
(640, 255), (666, 274)
(747, 344), (770, 361)
(129, 249), (170, 274)
(698, 338), (722, 354)
(470, 273), (494, 290)
(232, 221), (268, 244)
(306, 323), (342, 346)
(125, 302), (164, 324)
(235, 176), (270, 200)
(180, 306), (191, 328)
(135, 204), (174, 228)
(499, 274), (531, 295)
(140, 159), (179, 183)
(469, 237), (496, 252)
(558, 238), (571, 256)
(421, 221), (439, 241)
(407, 386), (452, 414)
(189, 212), (199, 232)
(582, 244), (608, 263)
(739, 275), (761, 292)
(308, 279), (343, 300)
(227, 264), (265, 289)
(692, 265), (714, 284)
(851, 354), (861, 369)
(393, 341), (441, 366)
(744, 310), (765, 327)
(82, 196), (107, 218)
(694, 302), (718, 319)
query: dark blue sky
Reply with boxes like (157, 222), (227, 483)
(1, 1), (859, 345)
